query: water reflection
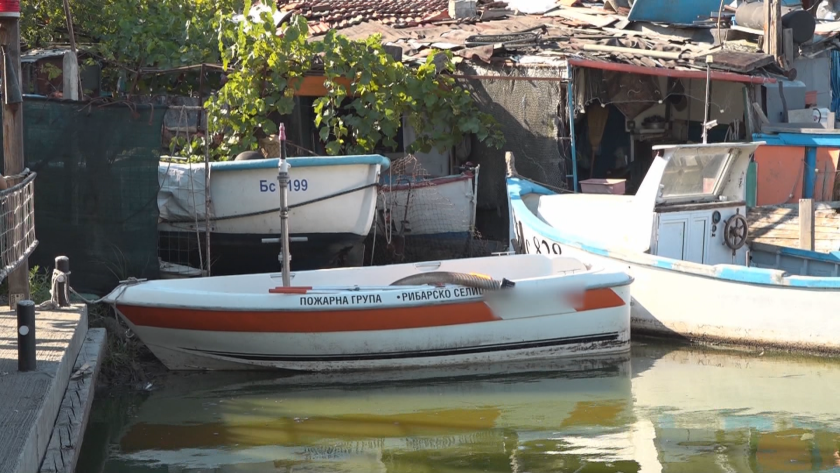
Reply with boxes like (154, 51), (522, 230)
(78, 343), (840, 473)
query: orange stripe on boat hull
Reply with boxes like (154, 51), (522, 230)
(579, 288), (626, 311)
(117, 301), (500, 333)
(116, 288), (626, 333)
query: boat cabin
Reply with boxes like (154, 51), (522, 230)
(639, 143), (753, 267)
(534, 143), (754, 266)
(533, 142), (840, 278)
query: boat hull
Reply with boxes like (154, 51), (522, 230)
(109, 255), (633, 371)
(118, 307), (630, 371)
(509, 178), (840, 354)
(158, 231), (365, 275)
(158, 156), (386, 273)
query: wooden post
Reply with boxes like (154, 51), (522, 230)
(799, 198), (815, 251)
(62, 50), (80, 101)
(763, 0), (784, 68)
(783, 28), (794, 68)
(0, 18), (30, 307)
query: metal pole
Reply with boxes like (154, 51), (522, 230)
(55, 256), (70, 307)
(703, 59), (712, 144)
(277, 123), (292, 287)
(567, 67), (579, 193)
(470, 164), (480, 235)
(200, 65), (212, 277)
(803, 146), (817, 199)
(17, 300), (36, 371)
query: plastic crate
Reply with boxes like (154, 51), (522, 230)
(579, 178), (626, 195)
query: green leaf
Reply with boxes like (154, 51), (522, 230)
(285, 26), (300, 43)
(325, 141), (342, 155)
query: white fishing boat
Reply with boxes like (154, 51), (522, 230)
(102, 253), (632, 371)
(157, 154), (388, 275)
(507, 142), (840, 354)
(105, 151), (633, 372)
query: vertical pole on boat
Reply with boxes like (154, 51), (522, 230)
(277, 123), (292, 287)
(567, 67), (579, 193)
(200, 64), (212, 277)
(702, 57), (712, 144)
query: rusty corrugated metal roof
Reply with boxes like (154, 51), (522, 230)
(281, 1), (839, 77)
(279, 0), (451, 34)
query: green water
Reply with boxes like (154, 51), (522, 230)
(77, 342), (840, 473)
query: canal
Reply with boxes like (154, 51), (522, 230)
(76, 341), (840, 472)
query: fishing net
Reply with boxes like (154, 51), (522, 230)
(364, 155), (504, 266)
(455, 62), (570, 214)
(157, 105), (212, 279)
(0, 97), (165, 295)
(0, 171), (36, 287)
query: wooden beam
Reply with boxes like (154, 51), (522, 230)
(761, 124), (840, 134)
(763, 0), (784, 68)
(580, 43), (683, 60)
(62, 51), (80, 101)
(800, 198), (815, 251)
(752, 102), (771, 125)
(0, 18), (30, 307)
(783, 28), (794, 68)
(290, 76), (353, 97)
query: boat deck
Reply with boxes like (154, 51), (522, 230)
(748, 202), (840, 253)
(0, 304), (88, 473)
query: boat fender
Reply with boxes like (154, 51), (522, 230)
(234, 150), (265, 161)
(389, 271), (515, 290)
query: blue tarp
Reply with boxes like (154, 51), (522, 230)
(628, 0), (801, 25)
(627, 0), (725, 25)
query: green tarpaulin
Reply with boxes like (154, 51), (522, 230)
(0, 97), (165, 295)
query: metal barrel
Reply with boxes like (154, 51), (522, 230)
(734, 2), (815, 44)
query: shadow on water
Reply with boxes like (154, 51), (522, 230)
(77, 342), (840, 473)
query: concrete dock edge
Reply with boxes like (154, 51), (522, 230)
(1, 305), (88, 473)
(38, 328), (107, 473)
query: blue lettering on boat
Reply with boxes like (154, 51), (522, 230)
(350, 294), (383, 304)
(300, 295), (350, 306)
(260, 179), (309, 193)
(401, 287), (482, 302)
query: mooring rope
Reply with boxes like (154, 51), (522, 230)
(160, 181), (381, 224)
(38, 268), (147, 309)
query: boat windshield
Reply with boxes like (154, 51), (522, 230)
(659, 150), (733, 202)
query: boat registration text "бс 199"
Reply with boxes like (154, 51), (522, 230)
(259, 179), (309, 192)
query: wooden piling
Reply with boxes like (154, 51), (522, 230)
(799, 198), (815, 251)
(0, 16), (30, 307)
